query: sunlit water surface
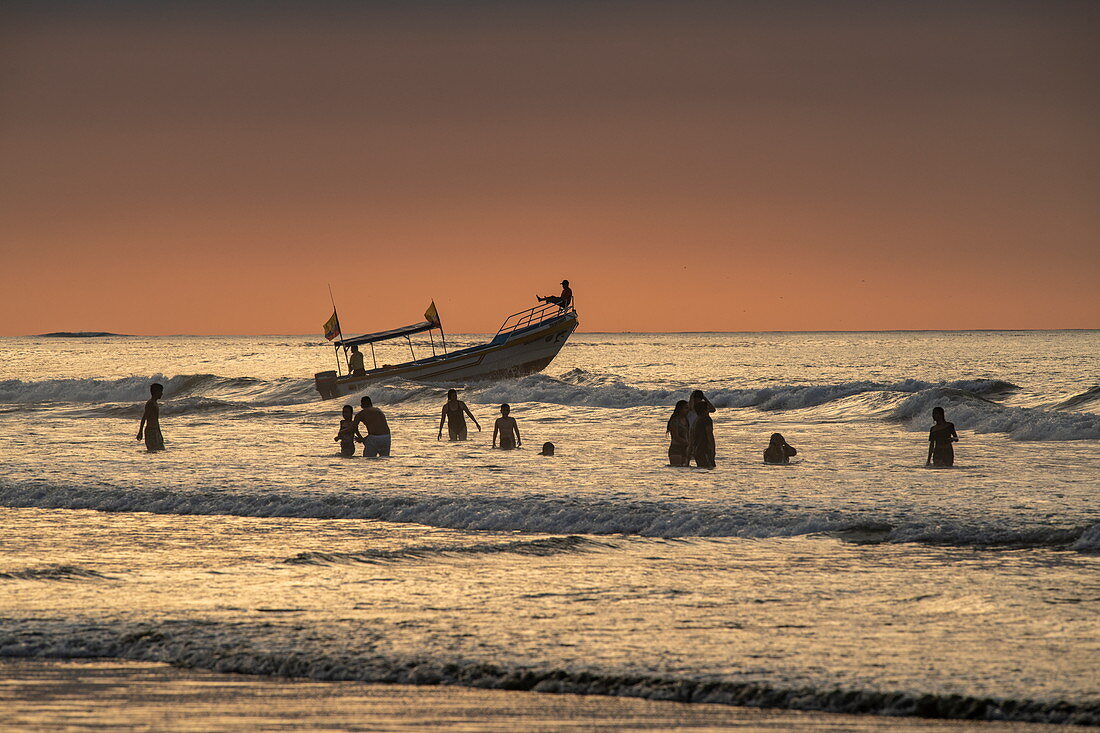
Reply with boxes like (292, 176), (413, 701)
(1, 332), (1097, 725)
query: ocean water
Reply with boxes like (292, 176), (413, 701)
(0, 331), (1097, 726)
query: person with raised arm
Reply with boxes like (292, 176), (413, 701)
(687, 401), (716, 468)
(764, 433), (797, 464)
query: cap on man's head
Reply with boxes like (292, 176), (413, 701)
(561, 279), (569, 286)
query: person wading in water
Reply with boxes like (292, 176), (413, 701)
(437, 389), (481, 441)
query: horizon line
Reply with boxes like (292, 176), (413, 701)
(12, 328), (1100, 338)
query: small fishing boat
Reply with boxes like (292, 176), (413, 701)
(314, 301), (579, 399)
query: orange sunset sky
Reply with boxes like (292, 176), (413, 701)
(1, 1), (1097, 335)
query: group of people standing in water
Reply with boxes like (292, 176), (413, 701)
(664, 390), (959, 468)
(333, 389), (553, 458)
(664, 389), (798, 468)
(137, 380), (958, 467)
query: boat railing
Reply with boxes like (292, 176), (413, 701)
(494, 301), (575, 339)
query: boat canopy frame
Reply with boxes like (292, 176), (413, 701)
(329, 300), (576, 378)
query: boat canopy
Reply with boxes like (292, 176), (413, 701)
(336, 320), (436, 348)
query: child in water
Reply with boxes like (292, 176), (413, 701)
(666, 400), (690, 466)
(927, 406), (958, 466)
(136, 382), (165, 452)
(763, 433), (797, 464)
(334, 404), (362, 457)
(493, 403), (522, 450)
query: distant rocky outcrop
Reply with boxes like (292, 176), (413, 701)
(35, 332), (130, 338)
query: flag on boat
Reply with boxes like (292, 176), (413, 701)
(322, 310), (341, 341)
(424, 301), (441, 327)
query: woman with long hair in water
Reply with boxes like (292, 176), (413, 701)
(438, 388), (481, 441)
(927, 406), (958, 466)
(667, 400), (690, 466)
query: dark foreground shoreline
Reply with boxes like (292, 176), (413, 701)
(0, 659), (1074, 732)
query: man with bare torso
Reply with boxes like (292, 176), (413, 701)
(354, 395), (391, 457)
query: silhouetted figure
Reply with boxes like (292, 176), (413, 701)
(927, 406), (958, 467)
(537, 280), (573, 309)
(540, 442), (555, 456)
(686, 390), (716, 435)
(764, 433), (797, 464)
(688, 401), (716, 468)
(335, 404), (362, 457)
(348, 345), (366, 376)
(493, 403), (521, 450)
(354, 396), (391, 457)
(667, 400), (690, 466)
(136, 383), (165, 452)
(438, 388), (481, 441)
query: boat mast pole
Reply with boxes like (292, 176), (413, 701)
(328, 284), (343, 376)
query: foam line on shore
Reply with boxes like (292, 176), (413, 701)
(2, 482), (1094, 553)
(0, 619), (1094, 725)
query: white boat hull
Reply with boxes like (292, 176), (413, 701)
(315, 313), (578, 399)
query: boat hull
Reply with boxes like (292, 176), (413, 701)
(315, 313), (578, 399)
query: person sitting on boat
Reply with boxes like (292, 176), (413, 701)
(493, 403), (522, 450)
(763, 433), (797, 464)
(348, 345), (366, 376)
(537, 280), (573, 309)
(438, 389), (481, 441)
(354, 396), (391, 457)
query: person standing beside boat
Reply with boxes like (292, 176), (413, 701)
(354, 396), (391, 457)
(438, 389), (481, 441)
(537, 280), (573, 309)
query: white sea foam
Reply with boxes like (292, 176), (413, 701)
(1, 482), (1091, 552)
(2, 373), (1093, 440)
(892, 388), (1100, 440)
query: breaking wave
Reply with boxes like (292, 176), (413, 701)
(0, 618), (1094, 725)
(0, 374), (314, 407)
(892, 388), (1100, 441)
(1055, 385), (1100, 410)
(284, 536), (608, 565)
(0, 565), (111, 581)
(2, 372), (1093, 439)
(2, 482), (1093, 553)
